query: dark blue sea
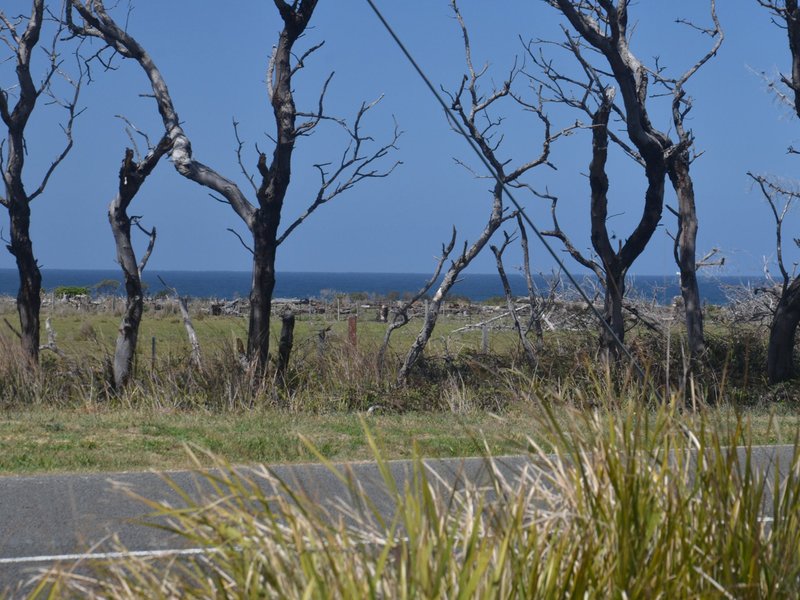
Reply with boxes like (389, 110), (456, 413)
(0, 269), (766, 305)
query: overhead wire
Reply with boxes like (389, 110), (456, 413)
(363, 0), (651, 386)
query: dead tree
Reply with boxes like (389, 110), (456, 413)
(158, 276), (202, 369)
(749, 174), (800, 383)
(539, 91), (636, 351)
(491, 230), (537, 366)
(516, 213), (545, 349)
(0, 2), (81, 364)
(67, 0), (398, 374)
(377, 228), (456, 377)
(397, 0), (567, 384)
(539, 0), (720, 359)
(109, 129), (171, 390)
(757, 1), (800, 117)
(755, 0), (800, 383)
(658, 2), (723, 361)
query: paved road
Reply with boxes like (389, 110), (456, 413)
(0, 454), (532, 596)
(0, 446), (795, 596)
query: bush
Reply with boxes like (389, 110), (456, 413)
(91, 279), (121, 296)
(53, 286), (89, 298)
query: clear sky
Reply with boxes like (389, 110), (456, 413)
(0, 1), (796, 277)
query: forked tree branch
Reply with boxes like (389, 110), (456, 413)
(277, 105), (401, 246)
(748, 171), (800, 289)
(68, 0), (258, 229)
(130, 217), (156, 276)
(29, 53), (85, 201)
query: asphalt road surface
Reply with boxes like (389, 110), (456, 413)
(0, 446), (795, 596)
(0, 454), (532, 596)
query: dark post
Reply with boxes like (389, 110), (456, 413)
(348, 315), (358, 347)
(276, 310), (295, 379)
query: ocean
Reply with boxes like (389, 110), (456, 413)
(0, 268), (766, 305)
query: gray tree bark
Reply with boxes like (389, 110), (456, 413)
(667, 152), (705, 359)
(109, 140), (169, 390)
(377, 230), (455, 377)
(663, 3), (722, 362)
(543, 2), (678, 354)
(549, 0), (721, 362)
(516, 214), (544, 349)
(399, 181), (507, 384)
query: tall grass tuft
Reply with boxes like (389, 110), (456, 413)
(30, 391), (800, 598)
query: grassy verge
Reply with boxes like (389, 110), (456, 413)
(2, 402), (799, 475)
(0, 407), (531, 475)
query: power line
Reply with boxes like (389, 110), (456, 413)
(363, 0), (649, 385)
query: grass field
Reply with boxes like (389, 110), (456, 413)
(1, 298), (799, 475)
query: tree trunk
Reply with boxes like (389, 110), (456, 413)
(668, 151), (705, 361)
(109, 184), (144, 389)
(108, 146), (167, 390)
(248, 218), (278, 371)
(492, 241), (537, 366)
(8, 201), (41, 364)
(768, 276), (800, 384)
(398, 296), (442, 384)
(176, 295), (201, 368)
(112, 284), (142, 389)
(602, 267), (626, 353)
(110, 202), (144, 389)
(517, 215), (544, 350)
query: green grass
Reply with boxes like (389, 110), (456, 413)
(1, 402), (799, 475)
(0, 406), (534, 474)
(9, 301), (534, 363)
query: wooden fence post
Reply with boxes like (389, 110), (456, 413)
(348, 315), (358, 347)
(276, 310), (295, 379)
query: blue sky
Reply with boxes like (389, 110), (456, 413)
(0, 1), (797, 276)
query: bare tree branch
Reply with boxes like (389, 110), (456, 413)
(1, 0), (84, 363)
(377, 228), (457, 375)
(130, 217), (156, 276)
(232, 118), (257, 194)
(277, 115), (401, 245)
(748, 171), (800, 290)
(29, 53), (84, 201)
(492, 229), (538, 366)
(758, 0), (800, 117)
(227, 227), (255, 255)
(68, 0), (258, 228)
